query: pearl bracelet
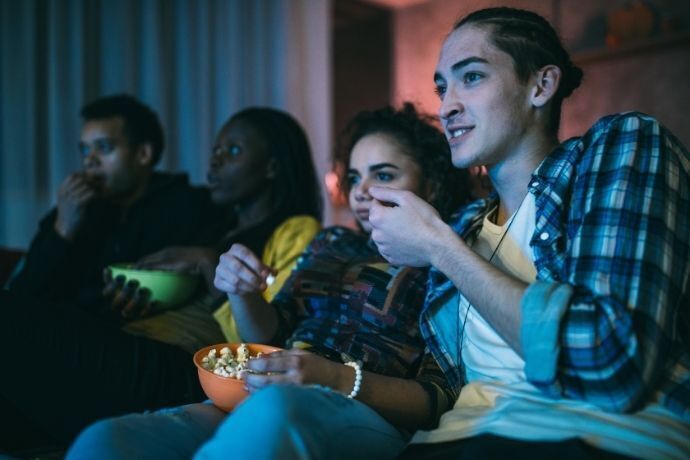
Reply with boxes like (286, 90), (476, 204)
(344, 360), (362, 399)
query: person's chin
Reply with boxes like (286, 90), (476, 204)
(358, 220), (372, 234)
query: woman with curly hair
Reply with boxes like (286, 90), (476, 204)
(67, 103), (473, 460)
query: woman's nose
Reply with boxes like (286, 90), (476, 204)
(353, 180), (371, 202)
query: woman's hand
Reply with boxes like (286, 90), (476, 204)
(214, 243), (274, 296)
(243, 349), (349, 393)
(135, 247), (219, 290)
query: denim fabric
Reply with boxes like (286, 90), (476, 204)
(67, 386), (408, 460)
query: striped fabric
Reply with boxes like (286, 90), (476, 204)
(422, 112), (690, 420)
(270, 226), (456, 423)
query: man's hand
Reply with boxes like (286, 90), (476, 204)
(54, 173), (97, 240)
(214, 244), (274, 296)
(368, 187), (448, 267)
(102, 268), (157, 319)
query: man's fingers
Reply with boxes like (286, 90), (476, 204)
(122, 287), (151, 318)
(369, 186), (405, 205)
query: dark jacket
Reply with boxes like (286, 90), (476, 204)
(9, 172), (231, 311)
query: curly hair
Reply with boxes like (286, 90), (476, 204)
(454, 7), (583, 134)
(335, 102), (472, 220)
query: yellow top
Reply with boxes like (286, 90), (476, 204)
(213, 214), (321, 342)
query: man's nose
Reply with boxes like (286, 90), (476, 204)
(82, 149), (100, 167)
(439, 86), (464, 121)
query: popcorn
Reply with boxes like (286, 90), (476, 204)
(201, 344), (262, 380)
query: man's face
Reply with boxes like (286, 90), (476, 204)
(207, 119), (272, 207)
(434, 24), (536, 170)
(79, 116), (148, 203)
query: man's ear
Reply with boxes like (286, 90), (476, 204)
(136, 144), (155, 167)
(531, 65), (561, 108)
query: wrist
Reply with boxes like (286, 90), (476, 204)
(427, 222), (458, 268)
(53, 220), (76, 241)
(341, 359), (362, 399)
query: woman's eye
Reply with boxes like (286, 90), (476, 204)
(213, 144), (242, 157)
(347, 174), (360, 186)
(376, 172), (394, 182)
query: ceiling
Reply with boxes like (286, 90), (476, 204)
(357, 0), (430, 10)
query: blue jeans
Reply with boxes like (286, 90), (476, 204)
(67, 385), (408, 460)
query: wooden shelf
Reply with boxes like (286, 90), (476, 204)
(573, 31), (690, 64)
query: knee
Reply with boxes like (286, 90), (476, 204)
(67, 418), (123, 460)
(202, 386), (321, 458)
(227, 385), (308, 431)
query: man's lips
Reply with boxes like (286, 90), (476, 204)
(446, 125), (474, 143)
(84, 173), (105, 187)
(355, 209), (369, 220)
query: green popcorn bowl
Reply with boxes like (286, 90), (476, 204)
(108, 263), (201, 311)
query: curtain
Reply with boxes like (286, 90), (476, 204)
(0, 0), (332, 248)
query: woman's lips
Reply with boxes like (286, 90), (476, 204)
(355, 210), (369, 220)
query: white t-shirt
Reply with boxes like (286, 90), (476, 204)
(413, 193), (690, 459)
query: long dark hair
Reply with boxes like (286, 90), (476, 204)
(230, 107), (323, 222)
(335, 103), (472, 220)
(454, 7), (583, 134)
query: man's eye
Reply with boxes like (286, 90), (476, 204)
(96, 140), (115, 153)
(228, 145), (242, 156)
(78, 142), (90, 157)
(463, 72), (483, 84)
(434, 85), (446, 99)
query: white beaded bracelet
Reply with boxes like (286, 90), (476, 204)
(344, 360), (362, 399)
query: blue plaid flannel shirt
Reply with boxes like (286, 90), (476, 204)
(421, 112), (690, 420)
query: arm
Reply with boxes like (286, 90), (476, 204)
(521, 114), (690, 411)
(213, 216), (321, 342)
(245, 349), (447, 431)
(135, 246), (219, 292)
(372, 114), (690, 412)
(369, 188), (528, 353)
(9, 174), (98, 297)
(213, 243), (280, 343)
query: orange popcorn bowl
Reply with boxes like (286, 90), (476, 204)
(193, 343), (282, 412)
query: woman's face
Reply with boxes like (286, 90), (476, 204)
(347, 133), (426, 233)
(207, 119), (273, 207)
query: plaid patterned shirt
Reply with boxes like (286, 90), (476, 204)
(422, 112), (690, 420)
(271, 226), (456, 426)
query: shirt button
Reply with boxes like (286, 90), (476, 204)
(531, 181), (539, 187)
(539, 232), (549, 240)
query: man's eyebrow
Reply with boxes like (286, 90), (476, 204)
(434, 56), (489, 83)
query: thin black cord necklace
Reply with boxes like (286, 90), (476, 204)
(456, 199), (524, 370)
